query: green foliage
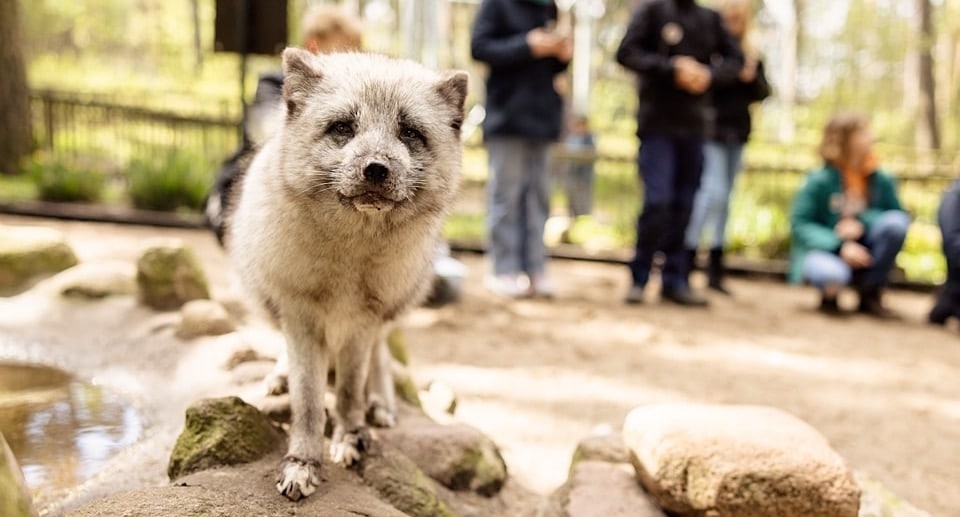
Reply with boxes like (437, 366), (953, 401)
(27, 154), (107, 203)
(127, 150), (212, 212)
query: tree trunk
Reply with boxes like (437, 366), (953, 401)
(0, 0), (33, 175)
(915, 0), (940, 150)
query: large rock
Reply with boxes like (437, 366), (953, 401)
(623, 403), (861, 517)
(381, 409), (507, 497)
(0, 432), (37, 517)
(176, 299), (236, 339)
(0, 225), (78, 296)
(136, 240), (210, 310)
(568, 433), (631, 473)
(168, 396), (282, 480)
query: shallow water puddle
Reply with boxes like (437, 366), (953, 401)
(0, 361), (142, 494)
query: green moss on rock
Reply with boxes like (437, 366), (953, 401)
(393, 366), (422, 408)
(167, 396), (282, 480)
(136, 242), (209, 310)
(387, 329), (409, 366)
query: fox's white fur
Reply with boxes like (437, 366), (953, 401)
(228, 48), (467, 501)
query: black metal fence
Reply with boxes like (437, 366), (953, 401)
(30, 89), (241, 172)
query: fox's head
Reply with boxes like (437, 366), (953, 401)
(277, 48), (468, 221)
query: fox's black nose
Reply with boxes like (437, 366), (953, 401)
(363, 162), (389, 183)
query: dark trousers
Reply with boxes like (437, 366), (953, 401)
(629, 136), (704, 290)
(936, 182), (960, 307)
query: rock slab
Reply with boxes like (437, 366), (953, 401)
(623, 403), (861, 517)
(176, 299), (236, 339)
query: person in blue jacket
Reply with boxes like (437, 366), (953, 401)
(616, 0), (743, 306)
(930, 180), (960, 326)
(471, 0), (571, 299)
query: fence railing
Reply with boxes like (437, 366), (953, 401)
(30, 89), (241, 172)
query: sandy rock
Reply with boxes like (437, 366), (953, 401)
(1, 432), (37, 517)
(224, 347), (268, 370)
(176, 300), (236, 339)
(136, 240), (210, 310)
(539, 461), (666, 517)
(167, 396), (283, 480)
(623, 403), (861, 517)
(0, 225), (78, 296)
(382, 409), (507, 497)
(569, 433), (631, 473)
(74, 452), (409, 517)
(46, 261), (135, 299)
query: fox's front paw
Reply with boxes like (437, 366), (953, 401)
(276, 456), (321, 501)
(367, 397), (397, 428)
(330, 426), (372, 467)
(264, 372), (288, 396)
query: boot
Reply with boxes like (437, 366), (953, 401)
(818, 294), (844, 316)
(662, 285), (709, 307)
(928, 288), (957, 325)
(707, 247), (731, 295)
(857, 285), (899, 319)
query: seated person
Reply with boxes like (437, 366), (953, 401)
(788, 111), (909, 318)
(930, 180), (960, 325)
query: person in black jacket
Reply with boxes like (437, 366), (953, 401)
(930, 180), (960, 326)
(617, 0), (742, 306)
(684, 0), (770, 295)
(471, 0), (571, 299)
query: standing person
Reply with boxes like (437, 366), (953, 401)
(616, 0), (743, 306)
(929, 180), (960, 326)
(471, 0), (572, 299)
(684, 0), (770, 295)
(789, 111), (909, 318)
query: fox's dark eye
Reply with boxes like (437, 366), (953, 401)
(328, 121), (354, 137)
(399, 124), (426, 148)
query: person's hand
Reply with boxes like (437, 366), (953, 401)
(739, 56), (757, 83)
(673, 56), (711, 94)
(834, 217), (865, 241)
(527, 28), (568, 59)
(554, 36), (573, 63)
(840, 241), (873, 268)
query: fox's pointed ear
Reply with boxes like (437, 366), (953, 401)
(282, 47), (322, 118)
(436, 71), (469, 131)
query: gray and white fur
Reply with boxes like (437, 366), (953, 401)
(228, 48), (467, 501)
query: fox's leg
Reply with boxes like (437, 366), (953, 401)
(275, 316), (327, 501)
(365, 330), (397, 428)
(329, 324), (379, 466)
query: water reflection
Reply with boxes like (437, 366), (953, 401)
(0, 362), (142, 494)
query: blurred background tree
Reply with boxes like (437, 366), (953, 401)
(0, 0), (33, 175)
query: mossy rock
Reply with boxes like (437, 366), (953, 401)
(387, 329), (409, 366)
(568, 433), (630, 475)
(361, 444), (457, 517)
(136, 240), (210, 310)
(168, 396), (282, 480)
(394, 364), (422, 408)
(0, 226), (78, 296)
(1, 432), (37, 517)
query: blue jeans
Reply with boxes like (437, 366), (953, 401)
(802, 210), (910, 289)
(629, 136), (704, 290)
(685, 141), (744, 250)
(485, 137), (551, 277)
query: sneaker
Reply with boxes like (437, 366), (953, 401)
(818, 295), (844, 316)
(484, 274), (530, 299)
(530, 273), (555, 299)
(625, 284), (645, 305)
(661, 287), (709, 307)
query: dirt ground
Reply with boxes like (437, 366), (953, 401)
(2, 214), (959, 516)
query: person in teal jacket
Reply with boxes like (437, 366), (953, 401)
(789, 112), (908, 317)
